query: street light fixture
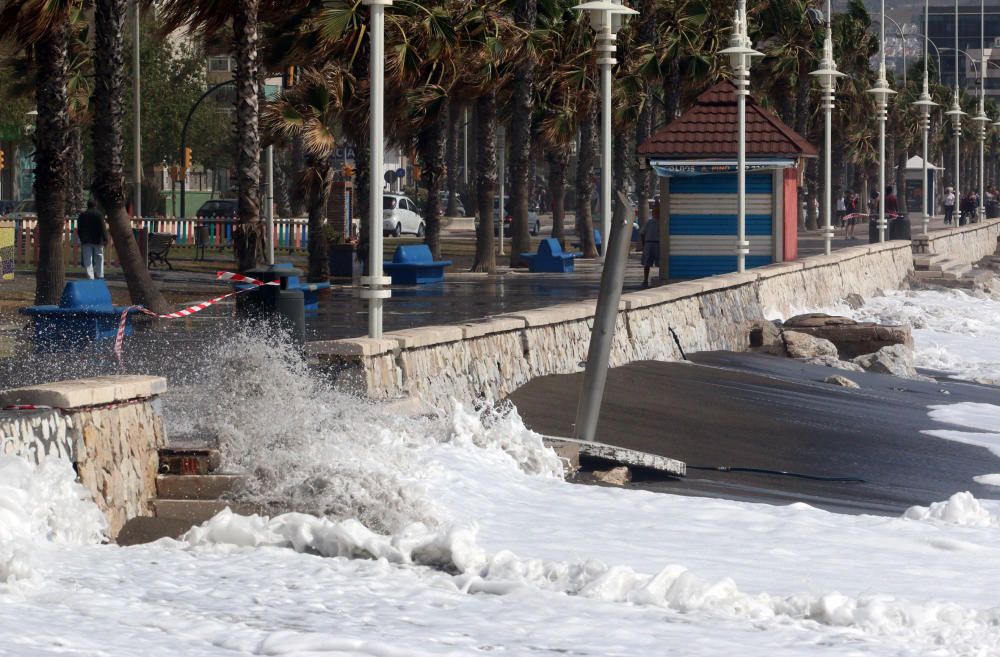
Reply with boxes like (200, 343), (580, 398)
(719, 0), (764, 272)
(361, 0), (393, 340)
(573, 1), (636, 262)
(974, 0), (988, 221)
(572, 0), (637, 443)
(945, 0), (966, 214)
(868, 0), (895, 243)
(810, 0), (845, 256)
(913, 0), (938, 236)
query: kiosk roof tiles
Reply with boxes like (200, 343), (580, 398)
(638, 81), (818, 159)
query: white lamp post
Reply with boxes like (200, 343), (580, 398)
(913, 0), (938, 236)
(974, 0), (988, 222)
(868, 0), (895, 243)
(497, 125), (506, 256)
(573, 1), (635, 262)
(361, 0), (393, 339)
(810, 0), (845, 256)
(720, 0), (763, 272)
(945, 0), (966, 216)
(571, 0), (637, 443)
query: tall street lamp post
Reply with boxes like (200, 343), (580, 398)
(361, 0), (393, 339)
(571, 0), (637, 443)
(868, 0), (895, 243)
(913, 0), (938, 235)
(810, 0), (844, 256)
(133, 0), (141, 218)
(974, 0), (988, 222)
(720, 0), (763, 272)
(945, 0), (966, 208)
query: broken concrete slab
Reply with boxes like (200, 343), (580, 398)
(544, 435), (686, 477)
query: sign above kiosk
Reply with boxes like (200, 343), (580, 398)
(649, 159), (795, 177)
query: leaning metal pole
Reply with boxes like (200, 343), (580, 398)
(573, 20), (625, 442)
(361, 0), (393, 339)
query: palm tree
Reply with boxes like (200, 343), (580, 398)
(0, 1), (77, 304)
(264, 65), (353, 281)
(92, 0), (168, 312)
(157, 0), (280, 272)
(506, 0), (538, 267)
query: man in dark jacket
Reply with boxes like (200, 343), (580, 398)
(77, 200), (106, 279)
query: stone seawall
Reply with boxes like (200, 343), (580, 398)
(312, 242), (913, 408)
(0, 376), (167, 539)
(912, 218), (1000, 263)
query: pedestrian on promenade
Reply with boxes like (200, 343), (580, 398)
(641, 200), (660, 288)
(836, 193), (847, 228)
(885, 185), (898, 217)
(77, 200), (106, 280)
(844, 191), (858, 240)
(960, 191), (976, 225)
(943, 187), (956, 225)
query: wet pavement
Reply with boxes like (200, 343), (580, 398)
(509, 352), (1000, 516)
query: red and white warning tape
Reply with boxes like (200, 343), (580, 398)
(114, 271), (279, 366)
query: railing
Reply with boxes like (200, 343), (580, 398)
(8, 216), (311, 266)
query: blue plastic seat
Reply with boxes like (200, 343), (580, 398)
(21, 280), (139, 353)
(383, 245), (452, 285)
(519, 238), (581, 273)
(571, 228), (602, 252)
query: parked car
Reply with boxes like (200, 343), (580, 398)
(196, 199), (238, 219)
(383, 193), (425, 237)
(3, 200), (36, 222)
(437, 192), (466, 217)
(493, 197), (540, 236)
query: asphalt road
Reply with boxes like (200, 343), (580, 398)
(509, 352), (1000, 516)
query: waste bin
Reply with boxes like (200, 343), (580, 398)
(235, 265), (305, 345)
(888, 215), (911, 241)
(867, 215), (878, 243)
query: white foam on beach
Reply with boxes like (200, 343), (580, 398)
(974, 474), (1000, 487)
(851, 288), (1000, 384)
(4, 327), (1000, 655)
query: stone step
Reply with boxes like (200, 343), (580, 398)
(151, 499), (258, 524)
(913, 254), (949, 271)
(156, 474), (245, 500)
(944, 262), (972, 277)
(158, 447), (222, 475)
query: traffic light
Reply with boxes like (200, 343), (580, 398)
(342, 164), (354, 178)
(182, 147), (192, 172)
(0, 149), (5, 171)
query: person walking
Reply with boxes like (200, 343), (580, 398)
(885, 185), (898, 216)
(836, 193), (847, 228)
(77, 200), (106, 280)
(640, 201), (660, 288)
(943, 187), (956, 225)
(844, 191), (858, 240)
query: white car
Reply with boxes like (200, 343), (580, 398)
(382, 193), (424, 237)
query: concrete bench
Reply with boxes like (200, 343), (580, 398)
(232, 263), (331, 310)
(572, 228), (602, 253)
(520, 238), (581, 273)
(383, 244), (452, 285)
(20, 279), (139, 352)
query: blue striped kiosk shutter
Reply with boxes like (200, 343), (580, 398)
(668, 173), (774, 279)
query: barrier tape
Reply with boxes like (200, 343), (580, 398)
(114, 271), (279, 366)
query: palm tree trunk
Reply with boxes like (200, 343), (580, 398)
(289, 136), (306, 216)
(32, 19), (71, 305)
(471, 90), (497, 273)
(507, 0), (537, 268)
(92, 0), (168, 312)
(232, 0), (264, 272)
(417, 102), (447, 260)
(547, 148), (568, 244)
(446, 102), (462, 216)
(576, 105), (599, 258)
(305, 157), (331, 282)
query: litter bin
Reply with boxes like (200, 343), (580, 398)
(235, 265), (305, 345)
(194, 224), (209, 261)
(867, 215), (878, 243)
(888, 214), (911, 241)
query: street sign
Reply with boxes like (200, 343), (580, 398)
(384, 170), (398, 185)
(395, 168), (405, 180)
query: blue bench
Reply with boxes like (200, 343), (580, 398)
(519, 238), (581, 273)
(572, 228), (602, 253)
(20, 280), (139, 352)
(383, 244), (452, 285)
(233, 263), (331, 310)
